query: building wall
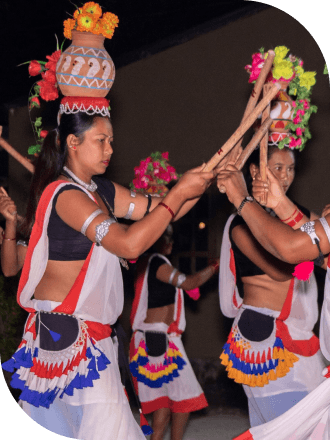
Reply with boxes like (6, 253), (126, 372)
(8, 5), (330, 359)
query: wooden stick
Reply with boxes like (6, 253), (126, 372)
(259, 84), (272, 204)
(235, 117), (273, 170)
(203, 82), (281, 172)
(230, 50), (276, 158)
(0, 126), (35, 174)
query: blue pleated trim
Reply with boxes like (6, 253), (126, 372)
(2, 341), (111, 408)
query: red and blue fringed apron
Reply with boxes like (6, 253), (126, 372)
(2, 181), (124, 409)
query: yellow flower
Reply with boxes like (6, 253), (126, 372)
(63, 18), (75, 39)
(82, 2), (102, 19)
(272, 60), (294, 80)
(76, 13), (97, 32)
(295, 65), (304, 77)
(274, 46), (290, 62)
(299, 71), (316, 90)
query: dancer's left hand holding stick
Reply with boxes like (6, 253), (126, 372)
(0, 187), (26, 276)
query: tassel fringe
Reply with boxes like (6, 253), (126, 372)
(220, 330), (299, 387)
(2, 318), (111, 408)
(130, 339), (186, 388)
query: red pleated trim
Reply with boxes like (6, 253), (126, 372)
(141, 393), (208, 414)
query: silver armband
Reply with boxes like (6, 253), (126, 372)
(319, 217), (330, 245)
(123, 191), (137, 220)
(81, 209), (103, 236)
(176, 274), (187, 287)
(300, 221), (319, 244)
(168, 268), (178, 285)
(95, 218), (116, 246)
(17, 240), (28, 247)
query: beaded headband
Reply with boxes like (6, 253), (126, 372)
(59, 97), (110, 118)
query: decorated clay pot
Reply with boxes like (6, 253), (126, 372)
(268, 80), (294, 145)
(56, 30), (115, 97)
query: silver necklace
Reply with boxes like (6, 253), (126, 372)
(63, 166), (98, 192)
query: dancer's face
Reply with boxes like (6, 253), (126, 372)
(250, 148), (295, 194)
(68, 117), (114, 177)
(267, 149), (295, 193)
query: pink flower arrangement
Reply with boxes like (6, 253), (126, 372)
(130, 152), (180, 196)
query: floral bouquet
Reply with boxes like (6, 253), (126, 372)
(130, 152), (180, 196)
(245, 46), (317, 151)
(63, 2), (119, 40)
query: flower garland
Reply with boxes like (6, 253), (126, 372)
(23, 39), (63, 155)
(245, 46), (317, 151)
(64, 2), (119, 40)
(130, 152), (180, 196)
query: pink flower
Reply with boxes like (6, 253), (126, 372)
(161, 152), (169, 160)
(293, 116), (302, 125)
(296, 109), (305, 117)
(300, 99), (310, 110)
(291, 101), (297, 108)
(40, 130), (49, 138)
(296, 127), (304, 136)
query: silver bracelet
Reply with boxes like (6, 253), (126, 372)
(319, 217), (330, 245)
(95, 218), (116, 246)
(168, 268), (178, 285)
(81, 209), (103, 236)
(300, 221), (319, 244)
(176, 274), (187, 287)
(130, 191), (137, 198)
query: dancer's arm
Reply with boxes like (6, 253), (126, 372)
(56, 165), (215, 260)
(217, 166), (330, 264)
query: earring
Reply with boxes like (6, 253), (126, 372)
(70, 145), (76, 150)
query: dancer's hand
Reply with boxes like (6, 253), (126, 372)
(252, 167), (285, 210)
(0, 187), (17, 224)
(217, 165), (249, 208)
(175, 164), (215, 200)
(322, 204), (330, 218)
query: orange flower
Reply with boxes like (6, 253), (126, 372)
(73, 8), (83, 19)
(82, 2), (102, 19)
(76, 13), (97, 32)
(91, 22), (102, 36)
(100, 12), (119, 39)
(64, 18), (75, 39)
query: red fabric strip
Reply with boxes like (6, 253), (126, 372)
(233, 431), (254, 440)
(85, 321), (112, 341)
(276, 320), (320, 356)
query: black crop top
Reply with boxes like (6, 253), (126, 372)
(147, 256), (176, 309)
(229, 203), (310, 280)
(47, 177), (115, 261)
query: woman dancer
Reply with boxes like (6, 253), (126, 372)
(217, 164), (330, 439)
(130, 224), (219, 440)
(2, 107), (215, 440)
(218, 145), (325, 427)
(0, 188), (27, 276)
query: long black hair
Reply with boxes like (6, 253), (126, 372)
(20, 112), (108, 238)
